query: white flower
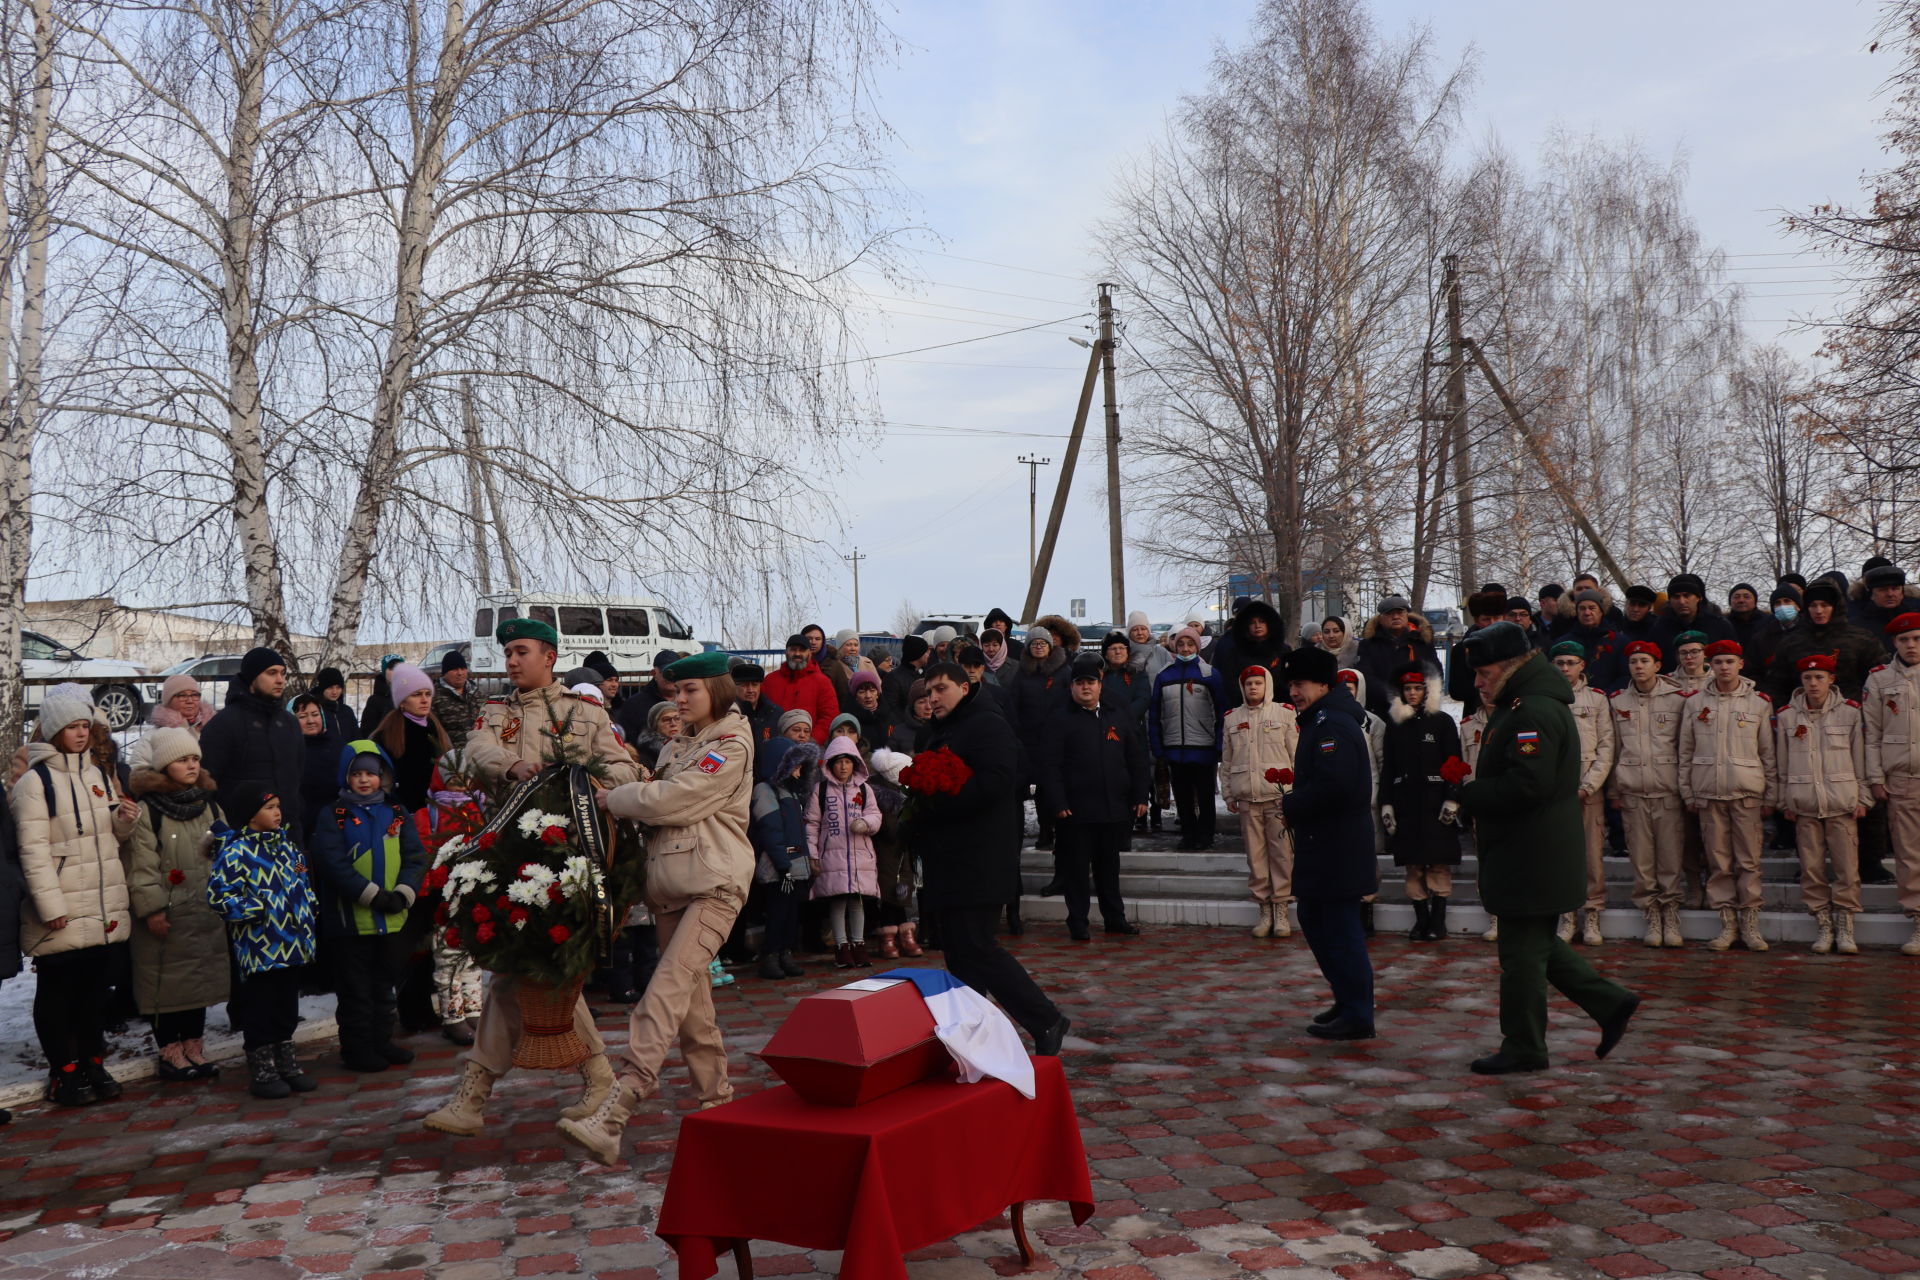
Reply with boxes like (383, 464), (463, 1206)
(433, 834), (470, 867)
(557, 855), (598, 898)
(512, 918), (527, 931)
(516, 810), (548, 838)
(449, 860), (496, 889)
(507, 879), (547, 908)
(518, 862), (557, 889)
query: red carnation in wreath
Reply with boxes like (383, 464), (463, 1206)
(476, 831), (499, 850)
(1264, 767), (1293, 786)
(540, 825), (567, 846)
(546, 883), (565, 904)
(443, 926), (462, 948)
(475, 921), (496, 943)
(548, 925), (571, 944)
(509, 907), (529, 925)
(470, 903), (492, 923)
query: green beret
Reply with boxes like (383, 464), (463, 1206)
(1549, 639), (1587, 660)
(1674, 629), (1708, 649)
(497, 616), (558, 647)
(665, 649), (731, 681)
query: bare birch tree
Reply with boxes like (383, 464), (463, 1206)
(1, 0), (57, 745)
(1103, 0), (1467, 633)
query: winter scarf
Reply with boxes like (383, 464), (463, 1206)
(984, 643), (1009, 673)
(145, 785), (215, 823)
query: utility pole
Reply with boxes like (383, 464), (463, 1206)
(1099, 283), (1126, 627)
(1021, 338), (1104, 623)
(761, 567), (772, 648)
(1442, 255), (1475, 593)
(1016, 454), (1051, 576)
(843, 548), (866, 633)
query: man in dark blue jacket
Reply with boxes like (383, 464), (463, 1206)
(1280, 646), (1379, 1041)
(1040, 657), (1149, 941)
(1648, 574), (1735, 674)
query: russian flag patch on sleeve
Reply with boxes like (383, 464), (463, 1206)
(697, 749), (727, 775)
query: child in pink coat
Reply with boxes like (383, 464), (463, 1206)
(807, 737), (882, 968)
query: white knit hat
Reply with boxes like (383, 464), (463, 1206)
(831, 628), (858, 648)
(35, 684), (98, 739)
(145, 726), (202, 774)
(1127, 611), (1150, 628)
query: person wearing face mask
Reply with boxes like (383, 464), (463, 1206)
(762, 635), (839, 745)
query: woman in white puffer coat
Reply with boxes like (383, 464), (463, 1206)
(11, 687), (137, 1106)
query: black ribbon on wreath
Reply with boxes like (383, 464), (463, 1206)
(467, 764), (619, 961)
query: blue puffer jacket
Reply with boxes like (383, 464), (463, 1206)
(750, 737), (819, 883)
(1148, 656), (1226, 764)
(308, 739), (429, 937)
(207, 826), (318, 977)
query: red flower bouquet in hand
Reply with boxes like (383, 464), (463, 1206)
(1440, 755), (1472, 786)
(1264, 767), (1294, 786)
(900, 746), (974, 796)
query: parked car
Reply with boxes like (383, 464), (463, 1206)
(468, 593), (696, 677)
(1426, 606), (1464, 646)
(22, 630), (163, 732)
(911, 614), (990, 639)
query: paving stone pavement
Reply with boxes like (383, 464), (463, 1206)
(2, 928), (1917, 1280)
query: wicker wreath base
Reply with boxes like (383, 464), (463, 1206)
(510, 975), (591, 1070)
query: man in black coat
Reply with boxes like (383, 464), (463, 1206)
(883, 635), (931, 720)
(200, 647), (308, 840)
(613, 649), (683, 743)
(1279, 646), (1379, 1041)
(1354, 596), (1440, 717)
(729, 663), (784, 745)
(904, 664), (1068, 1053)
(1039, 656), (1149, 941)
(1648, 574), (1735, 673)
(1210, 599), (1290, 710)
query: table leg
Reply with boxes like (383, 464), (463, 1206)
(730, 1238), (752, 1279)
(1010, 1202), (1034, 1265)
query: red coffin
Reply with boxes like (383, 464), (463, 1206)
(756, 979), (953, 1106)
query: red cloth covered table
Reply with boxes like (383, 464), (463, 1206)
(657, 1055), (1093, 1280)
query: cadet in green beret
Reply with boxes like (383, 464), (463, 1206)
(1454, 622), (1639, 1075)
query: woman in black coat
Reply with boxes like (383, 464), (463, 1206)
(1009, 627), (1072, 850)
(1380, 665), (1463, 942)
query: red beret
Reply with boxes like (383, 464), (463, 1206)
(1336, 668), (1361, 684)
(1239, 665), (1270, 685)
(1705, 639), (1743, 659)
(1795, 653), (1837, 673)
(1398, 671), (1427, 683)
(1888, 611), (1920, 637)
(1624, 640), (1662, 661)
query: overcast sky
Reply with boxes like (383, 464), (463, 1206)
(776, 0), (1886, 644)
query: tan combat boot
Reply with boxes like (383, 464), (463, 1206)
(1661, 903), (1685, 948)
(1707, 907), (1737, 951)
(557, 1074), (644, 1167)
(1834, 911), (1858, 956)
(1556, 913), (1575, 942)
(1642, 906), (1663, 948)
(560, 1052), (615, 1123)
(1582, 909), (1604, 946)
(1273, 902), (1292, 938)
(1251, 902), (1275, 940)
(1482, 917), (1499, 942)
(1810, 908), (1833, 955)
(423, 1061), (497, 1136)
(1902, 915), (1920, 956)
(1738, 905), (1769, 952)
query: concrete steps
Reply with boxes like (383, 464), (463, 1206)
(1016, 814), (1916, 948)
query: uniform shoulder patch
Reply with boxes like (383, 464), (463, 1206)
(485, 695), (514, 705)
(1871, 664), (1887, 673)
(696, 748), (728, 775)
(1755, 691), (1771, 703)
(1608, 688), (1621, 698)
(1847, 698), (1861, 708)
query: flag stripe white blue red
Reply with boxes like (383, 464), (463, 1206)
(874, 968), (1037, 1099)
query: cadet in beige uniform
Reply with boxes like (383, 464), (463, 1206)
(1772, 653), (1866, 955)
(1678, 639), (1776, 952)
(562, 649), (755, 1165)
(1608, 641), (1688, 947)
(1550, 640), (1615, 945)
(1864, 611), (1920, 955)
(1670, 630), (1713, 907)
(425, 617), (640, 1139)
(1220, 667), (1299, 939)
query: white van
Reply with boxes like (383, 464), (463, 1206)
(468, 593), (696, 676)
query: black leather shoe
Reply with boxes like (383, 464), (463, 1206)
(1036, 880), (1063, 897)
(341, 1047), (390, 1073)
(82, 1057), (123, 1100)
(1068, 926), (1091, 942)
(1103, 921), (1140, 936)
(1470, 1052), (1549, 1075)
(1595, 993), (1641, 1060)
(378, 1041), (416, 1066)
(1306, 1018), (1374, 1041)
(47, 1064), (98, 1107)
(1311, 1005), (1340, 1026)
(1033, 1015), (1071, 1056)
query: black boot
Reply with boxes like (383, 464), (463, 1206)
(779, 950), (805, 977)
(1361, 901), (1376, 937)
(1430, 896), (1449, 941)
(82, 1056), (123, 1101)
(248, 1046), (292, 1099)
(1005, 902), (1025, 936)
(46, 1063), (98, 1107)
(273, 1042), (318, 1093)
(1407, 898), (1431, 942)
(757, 954), (787, 981)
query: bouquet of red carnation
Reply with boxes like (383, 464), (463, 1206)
(899, 746), (974, 797)
(1264, 767), (1293, 786)
(1440, 755), (1472, 786)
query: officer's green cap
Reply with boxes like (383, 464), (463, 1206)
(666, 650), (731, 680)
(497, 617), (559, 647)
(1548, 639), (1587, 660)
(1674, 629), (1708, 649)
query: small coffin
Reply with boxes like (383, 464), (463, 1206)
(757, 979), (952, 1106)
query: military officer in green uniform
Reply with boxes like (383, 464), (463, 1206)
(1455, 621), (1640, 1074)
